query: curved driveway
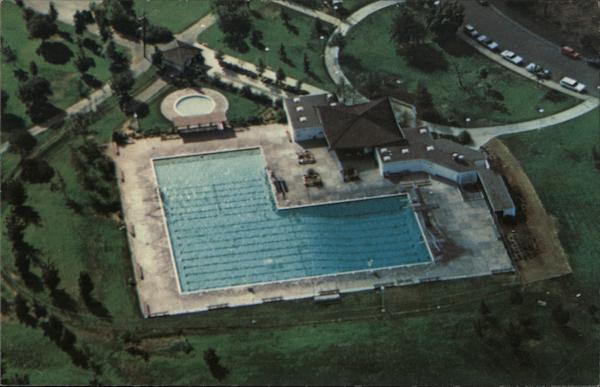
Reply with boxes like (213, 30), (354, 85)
(461, 0), (600, 96)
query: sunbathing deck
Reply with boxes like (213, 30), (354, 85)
(114, 124), (514, 317)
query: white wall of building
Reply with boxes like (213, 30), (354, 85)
(377, 156), (478, 186)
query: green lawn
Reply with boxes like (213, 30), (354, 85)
(1, 1), (112, 129)
(501, 108), (600, 290)
(340, 8), (581, 126)
(199, 2), (336, 92)
(134, 0), (212, 34)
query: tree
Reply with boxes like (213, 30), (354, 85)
(151, 47), (163, 68)
(14, 250), (31, 278)
(79, 272), (94, 300)
(110, 70), (134, 104)
(415, 81), (434, 114)
(1, 179), (27, 207)
(49, 2), (58, 22)
(21, 158), (55, 184)
(280, 9), (290, 24)
(428, 0), (465, 42)
(213, 1), (253, 49)
(29, 61), (38, 77)
(390, 8), (426, 49)
(14, 295), (36, 327)
(13, 68), (29, 82)
(303, 53), (310, 74)
(314, 18), (324, 36)
(1, 41), (17, 64)
(93, 8), (112, 41)
(275, 67), (286, 85)
(108, 0), (139, 38)
(256, 59), (266, 76)
(203, 348), (229, 381)
(278, 43), (287, 61)
(26, 13), (58, 41)
(42, 263), (61, 292)
(41, 315), (64, 343)
(8, 130), (37, 158)
(144, 25), (174, 45)
(250, 29), (263, 48)
(17, 76), (52, 109)
(74, 11), (87, 35)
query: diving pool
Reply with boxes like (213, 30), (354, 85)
(153, 148), (431, 293)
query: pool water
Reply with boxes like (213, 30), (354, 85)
(154, 149), (431, 293)
(174, 94), (215, 116)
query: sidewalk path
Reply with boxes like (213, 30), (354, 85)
(426, 98), (599, 148)
(271, 0), (345, 27)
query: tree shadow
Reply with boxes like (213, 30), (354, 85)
(84, 297), (112, 321)
(29, 103), (65, 125)
(1, 114), (26, 132)
(57, 30), (73, 43)
(37, 41), (74, 65)
(51, 289), (78, 312)
(81, 73), (103, 89)
(23, 272), (44, 293)
(403, 44), (448, 73)
(437, 37), (473, 57)
(284, 22), (299, 35)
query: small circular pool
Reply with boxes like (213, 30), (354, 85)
(174, 94), (216, 117)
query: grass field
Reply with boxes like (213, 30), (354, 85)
(339, 8), (581, 126)
(1, 2), (112, 129)
(199, 2), (336, 92)
(134, 0), (212, 34)
(501, 108), (600, 290)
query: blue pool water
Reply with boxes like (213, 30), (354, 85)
(153, 148), (431, 293)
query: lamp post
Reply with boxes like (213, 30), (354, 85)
(133, 112), (141, 132)
(138, 12), (148, 60)
(465, 117), (471, 128)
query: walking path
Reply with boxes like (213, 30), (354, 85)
(426, 98), (599, 148)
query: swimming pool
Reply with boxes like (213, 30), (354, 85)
(153, 148), (431, 293)
(174, 94), (215, 116)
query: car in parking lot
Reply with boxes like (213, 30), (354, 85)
(526, 63), (552, 79)
(500, 50), (524, 66)
(559, 77), (586, 93)
(477, 0), (489, 5)
(586, 57), (600, 68)
(486, 41), (500, 52)
(561, 46), (582, 59)
(463, 24), (480, 38)
(477, 35), (492, 46)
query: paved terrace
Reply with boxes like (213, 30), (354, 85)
(114, 124), (513, 317)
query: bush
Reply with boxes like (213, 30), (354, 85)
(82, 38), (102, 56)
(144, 25), (174, 45)
(21, 158), (55, 184)
(404, 44), (448, 73)
(36, 41), (73, 65)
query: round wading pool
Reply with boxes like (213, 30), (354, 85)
(174, 94), (216, 116)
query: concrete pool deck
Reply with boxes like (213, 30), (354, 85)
(160, 87), (229, 122)
(114, 124), (514, 317)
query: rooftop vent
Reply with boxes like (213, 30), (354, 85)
(419, 128), (428, 134)
(299, 116), (308, 122)
(401, 148), (410, 154)
(426, 145), (434, 151)
(296, 106), (304, 112)
(293, 97), (301, 103)
(383, 155), (392, 162)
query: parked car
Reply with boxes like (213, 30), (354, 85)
(478, 0), (489, 5)
(586, 57), (600, 68)
(486, 41), (500, 52)
(559, 77), (586, 93)
(477, 35), (492, 46)
(501, 50), (524, 65)
(526, 63), (551, 79)
(561, 46), (582, 59)
(463, 24), (476, 34)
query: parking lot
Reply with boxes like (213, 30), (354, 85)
(460, 0), (600, 94)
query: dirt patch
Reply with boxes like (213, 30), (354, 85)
(484, 138), (572, 284)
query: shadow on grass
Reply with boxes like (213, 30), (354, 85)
(437, 38), (474, 57)
(50, 289), (78, 312)
(1, 114), (26, 132)
(37, 41), (74, 65)
(83, 296), (113, 321)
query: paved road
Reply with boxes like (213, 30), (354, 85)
(461, 0), (600, 96)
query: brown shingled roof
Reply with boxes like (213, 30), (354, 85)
(162, 41), (203, 67)
(317, 98), (405, 149)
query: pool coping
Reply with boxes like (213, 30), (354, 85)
(151, 146), (435, 296)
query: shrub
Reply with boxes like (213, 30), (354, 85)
(21, 158), (55, 184)
(37, 41), (73, 64)
(144, 25), (174, 44)
(404, 44), (448, 73)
